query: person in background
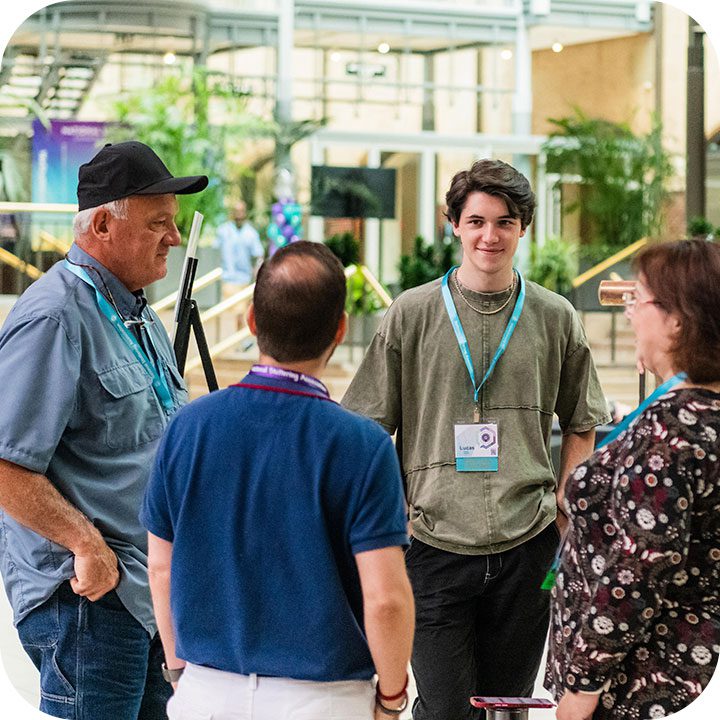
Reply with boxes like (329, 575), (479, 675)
(142, 241), (414, 720)
(343, 159), (610, 719)
(546, 239), (720, 720)
(214, 200), (264, 330)
(0, 140), (206, 719)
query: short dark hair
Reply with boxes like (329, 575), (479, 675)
(445, 159), (536, 229)
(253, 241), (347, 362)
(634, 239), (720, 384)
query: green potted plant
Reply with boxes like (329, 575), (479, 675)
(528, 237), (577, 297)
(398, 235), (455, 291)
(687, 216), (715, 240)
(543, 109), (673, 264)
(324, 232), (360, 267)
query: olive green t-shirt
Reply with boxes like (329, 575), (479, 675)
(342, 274), (610, 555)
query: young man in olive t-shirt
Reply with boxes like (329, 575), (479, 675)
(342, 159), (610, 719)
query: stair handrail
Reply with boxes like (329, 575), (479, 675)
(151, 267), (223, 313)
(0, 246), (43, 280)
(38, 230), (71, 255)
(183, 264), (394, 375)
(572, 237), (648, 289)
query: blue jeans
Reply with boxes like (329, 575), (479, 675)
(16, 581), (171, 720)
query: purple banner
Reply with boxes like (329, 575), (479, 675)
(32, 120), (106, 204)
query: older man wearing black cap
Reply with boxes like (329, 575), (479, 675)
(0, 141), (207, 720)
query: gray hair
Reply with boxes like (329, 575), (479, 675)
(73, 198), (130, 238)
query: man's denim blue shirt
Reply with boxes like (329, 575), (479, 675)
(0, 243), (188, 635)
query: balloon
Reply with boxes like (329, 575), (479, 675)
(290, 213), (302, 228)
(267, 224), (280, 240)
(275, 213), (285, 226)
(290, 234), (299, 243)
(282, 223), (294, 238)
(271, 202), (282, 215)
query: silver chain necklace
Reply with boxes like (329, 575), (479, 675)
(453, 269), (516, 315)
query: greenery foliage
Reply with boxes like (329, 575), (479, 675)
(346, 266), (383, 316)
(528, 237), (577, 296)
(398, 235), (455, 291)
(110, 69), (276, 239)
(543, 109), (673, 258)
(687, 216), (716, 239)
(324, 232), (360, 267)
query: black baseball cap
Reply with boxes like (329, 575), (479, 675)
(77, 141), (209, 211)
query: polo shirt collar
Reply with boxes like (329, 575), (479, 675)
(67, 243), (146, 320)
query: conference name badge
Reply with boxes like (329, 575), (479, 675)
(454, 422), (499, 472)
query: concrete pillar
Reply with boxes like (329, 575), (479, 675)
(308, 136), (324, 242)
(365, 148), (381, 276)
(419, 150), (437, 245)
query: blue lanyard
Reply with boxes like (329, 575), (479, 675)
(441, 266), (525, 405)
(64, 260), (175, 412)
(541, 371), (688, 590)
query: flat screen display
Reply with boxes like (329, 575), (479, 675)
(311, 165), (396, 219)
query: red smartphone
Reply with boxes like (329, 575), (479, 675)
(470, 697), (555, 709)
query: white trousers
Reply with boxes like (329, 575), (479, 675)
(167, 663), (375, 720)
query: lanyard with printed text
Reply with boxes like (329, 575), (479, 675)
(64, 260), (174, 412)
(540, 371), (688, 590)
(245, 364), (331, 399)
(441, 266), (525, 419)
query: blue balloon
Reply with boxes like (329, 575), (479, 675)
(267, 224), (280, 240)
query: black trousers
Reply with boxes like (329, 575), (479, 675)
(406, 524), (560, 720)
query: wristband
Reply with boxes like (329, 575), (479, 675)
(376, 673), (409, 702)
(161, 664), (184, 683)
(375, 694), (409, 716)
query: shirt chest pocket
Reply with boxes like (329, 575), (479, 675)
(164, 362), (189, 407)
(97, 363), (165, 451)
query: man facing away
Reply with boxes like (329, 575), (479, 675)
(343, 159), (611, 719)
(0, 141), (207, 719)
(141, 241), (415, 720)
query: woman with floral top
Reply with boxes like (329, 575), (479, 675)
(545, 239), (720, 720)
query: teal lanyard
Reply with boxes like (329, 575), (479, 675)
(541, 371), (688, 590)
(595, 371), (688, 450)
(441, 266), (525, 405)
(64, 260), (175, 412)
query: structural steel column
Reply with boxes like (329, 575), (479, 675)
(422, 54), (435, 132)
(512, 9), (533, 268)
(686, 17), (706, 222)
(275, 0), (295, 173)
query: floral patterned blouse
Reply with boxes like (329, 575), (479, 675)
(545, 388), (720, 719)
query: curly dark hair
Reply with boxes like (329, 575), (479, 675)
(634, 239), (720, 384)
(445, 159), (536, 229)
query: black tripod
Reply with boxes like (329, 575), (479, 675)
(172, 214), (219, 392)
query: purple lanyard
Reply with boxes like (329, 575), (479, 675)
(245, 364), (330, 399)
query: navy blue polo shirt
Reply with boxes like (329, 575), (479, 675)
(141, 370), (407, 681)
